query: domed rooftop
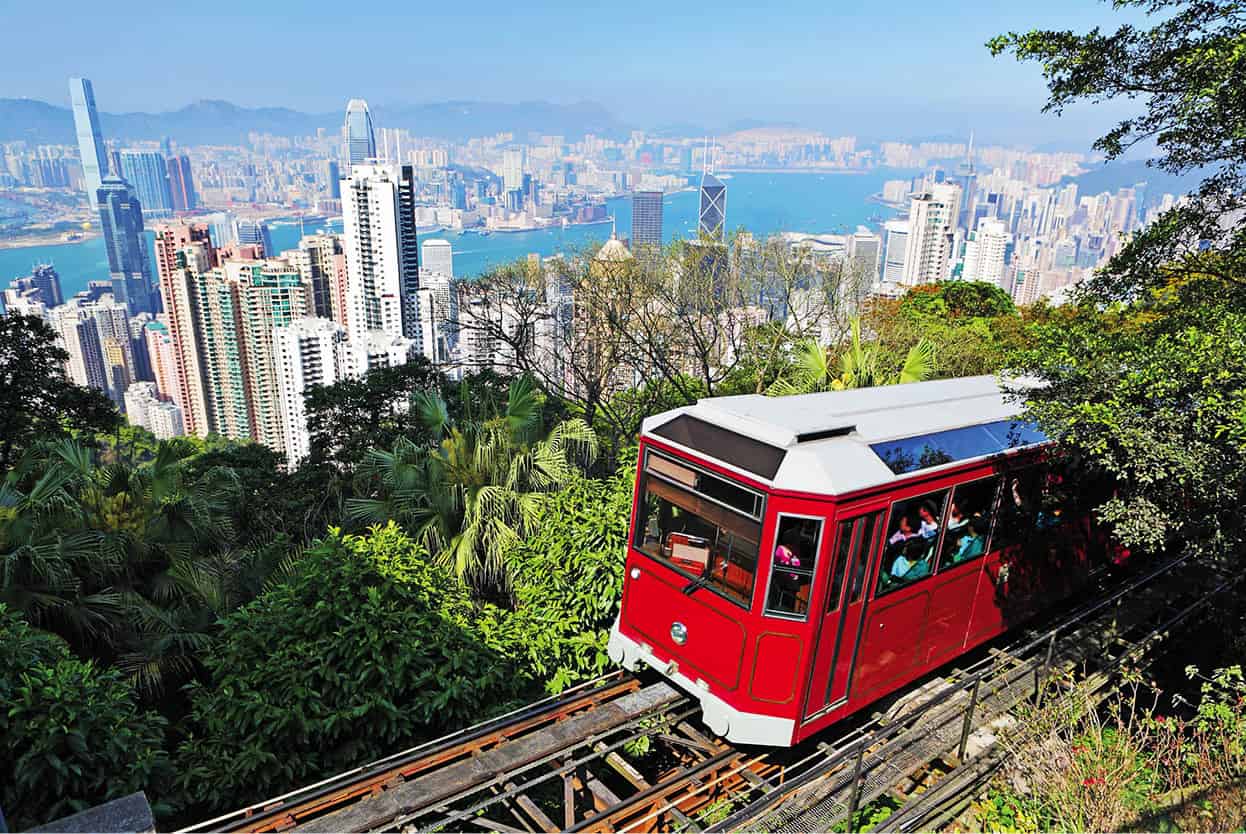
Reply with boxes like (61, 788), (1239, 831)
(595, 236), (634, 262)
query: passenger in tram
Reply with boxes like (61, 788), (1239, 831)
(917, 501), (941, 539)
(902, 538), (933, 580)
(773, 528), (803, 580)
(950, 519), (985, 564)
(888, 515), (918, 549)
(946, 502), (969, 533)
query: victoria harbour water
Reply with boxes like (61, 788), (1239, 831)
(0, 170), (908, 298)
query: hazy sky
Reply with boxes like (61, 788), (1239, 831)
(1, 0), (1149, 145)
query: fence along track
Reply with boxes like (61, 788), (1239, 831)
(705, 550), (1232, 833)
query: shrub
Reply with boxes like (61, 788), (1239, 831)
(172, 523), (532, 816)
(0, 605), (173, 829)
(507, 458), (634, 692)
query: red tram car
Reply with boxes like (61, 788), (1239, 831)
(608, 376), (1105, 746)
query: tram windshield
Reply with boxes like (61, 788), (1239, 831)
(634, 451), (762, 608)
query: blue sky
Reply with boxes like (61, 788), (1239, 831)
(1, 0), (1149, 145)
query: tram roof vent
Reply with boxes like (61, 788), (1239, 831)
(795, 425), (855, 443)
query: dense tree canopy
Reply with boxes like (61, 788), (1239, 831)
(993, 0), (1246, 558)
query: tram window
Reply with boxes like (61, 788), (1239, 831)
(938, 476), (1001, 570)
(634, 471), (761, 608)
(993, 467), (1044, 551)
(846, 512), (879, 604)
(824, 520), (855, 614)
(875, 489), (949, 596)
(764, 516), (822, 618)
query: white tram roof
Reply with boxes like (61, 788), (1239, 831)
(641, 375), (1046, 496)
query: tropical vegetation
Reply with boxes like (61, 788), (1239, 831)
(5, 0), (1246, 825)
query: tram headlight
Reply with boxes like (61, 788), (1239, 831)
(629, 567), (640, 580)
(670, 621), (688, 645)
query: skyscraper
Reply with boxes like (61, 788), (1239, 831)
(502, 148), (526, 192)
(631, 191), (663, 249)
(342, 163), (420, 344)
(166, 154), (197, 211)
(421, 238), (454, 279)
(97, 176), (155, 315)
(68, 77), (109, 201)
(882, 220), (910, 284)
(343, 99), (377, 167)
(118, 151), (174, 218)
(322, 159), (341, 199)
(234, 218), (274, 257)
(27, 264), (64, 307)
(698, 173), (726, 241)
(846, 227), (882, 284)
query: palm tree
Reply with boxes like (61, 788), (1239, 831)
(2, 438), (247, 697)
(768, 317), (936, 396)
(348, 376), (597, 590)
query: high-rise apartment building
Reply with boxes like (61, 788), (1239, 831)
(166, 155), (197, 211)
(68, 77), (109, 202)
(230, 261), (313, 455)
(144, 319), (178, 404)
(97, 176), (155, 315)
(153, 222), (217, 436)
(124, 381), (185, 439)
(698, 173), (726, 241)
(118, 151), (174, 218)
(901, 184), (960, 285)
(631, 191), (663, 249)
(343, 99), (377, 167)
(421, 239), (453, 279)
(49, 303), (105, 392)
(284, 234), (343, 320)
(48, 294), (131, 400)
(341, 163), (421, 344)
(274, 317), (349, 467)
(961, 218), (1010, 285)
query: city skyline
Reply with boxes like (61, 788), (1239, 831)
(4, 1), (1150, 146)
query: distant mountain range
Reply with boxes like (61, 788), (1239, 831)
(0, 97), (630, 146)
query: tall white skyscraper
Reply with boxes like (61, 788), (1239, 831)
(69, 77), (109, 202)
(961, 217), (1011, 285)
(901, 183), (961, 285)
(273, 317), (353, 467)
(846, 227), (882, 283)
(343, 99), (377, 167)
(421, 239), (454, 278)
(882, 220), (910, 284)
(341, 163), (421, 345)
(502, 148), (526, 192)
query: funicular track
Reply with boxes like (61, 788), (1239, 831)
(185, 550), (1234, 834)
(706, 549), (1239, 833)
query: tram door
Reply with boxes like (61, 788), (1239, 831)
(803, 510), (884, 719)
